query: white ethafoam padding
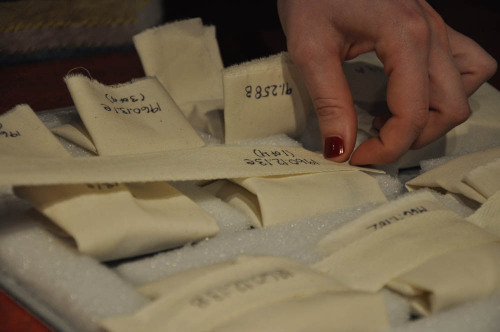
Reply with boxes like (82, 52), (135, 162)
(1, 101), (499, 332)
(0, 188), (149, 331)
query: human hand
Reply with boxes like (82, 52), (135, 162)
(278, 0), (497, 165)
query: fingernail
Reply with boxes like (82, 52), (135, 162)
(324, 136), (344, 158)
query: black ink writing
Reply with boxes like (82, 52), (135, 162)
(87, 183), (120, 190)
(245, 82), (292, 99)
(105, 93), (145, 104)
(366, 206), (429, 231)
(0, 123), (21, 138)
(246, 148), (321, 166)
(244, 158), (320, 166)
(253, 148), (295, 158)
(190, 269), (293, 309)
(101, 102), (161, 115)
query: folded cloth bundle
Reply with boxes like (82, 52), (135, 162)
(5, 104), (219, 261)
(133, 18), (225, 136)
(101, 255), (389, 332)
(388, 241), (500, 316)
(223, 52), (311, 143)
(205, 171), (387, 228)
(406, 147), (500, 204)
(466, 191), (500, 239)
(64, 74), (205, 156)
(314, 191), (498, 292)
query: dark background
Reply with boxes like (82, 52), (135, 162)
(0, 0), (499, 112)
(162, 0), (500, 68)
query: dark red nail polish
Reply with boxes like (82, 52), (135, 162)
(324, 136), (344, 158)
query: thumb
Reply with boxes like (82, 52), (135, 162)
(291, 49), (357, 162)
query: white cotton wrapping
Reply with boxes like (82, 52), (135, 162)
(463, 158), (500, 200)
(100, 255), (389, 332)
(317, 191), (447, 254)
(213, 290), (389, 332)
(0, 104), (70, 158)
(467, 191), (500, 239)
(133, 18), (224, 134)
(406, 147), (500, 203)
(15, 182), (220, 261)
(0, 145), (382, 187)
(314, 191), (498, 292)
(205, 171), (387, 228)
(388, 242), (500, 316)
(64, 75), (205, 156)
(223, 52), (311, 142)
(4, 105), (219, 261)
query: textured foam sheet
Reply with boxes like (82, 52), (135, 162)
(0, 189), (148, 332)
(0, 107), (499, 332)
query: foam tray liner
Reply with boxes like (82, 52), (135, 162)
(1, 107), (500, 332)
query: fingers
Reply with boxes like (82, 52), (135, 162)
(446, 26), (498, 96)
(351, 11), (432, 165)
(411, 2), (496, 150)
(286, 31), (358, 162)
(410, 5), (470, 149)
(279, 0), (496, 165)
(351, 50), (430, 165)
(298, 53), (357, 162)
(409, 13), (497, 149)
(412, 52), (469, 149)
(353, 2), (494, 164)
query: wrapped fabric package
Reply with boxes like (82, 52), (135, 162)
(0, 145), (382, 187)
(388, 242), (500, 316)
(314, 191), (498, 292)
(316, 190), (447, 255)
(223, 52), (311, 142)
(64, 75), (205, 156)
(467, 191), (500, 239)
(205, 171), (387, 228)
(0, 104), (70, 158)
(133, 18), (224, 135)
(100, 255), (389, 332)
(5, 105), (219, 261)
(463, 158), (500, 199)
(213, 290), (389, 332)
(16, 181), (220, 261)
(406, 147), (500, 204)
